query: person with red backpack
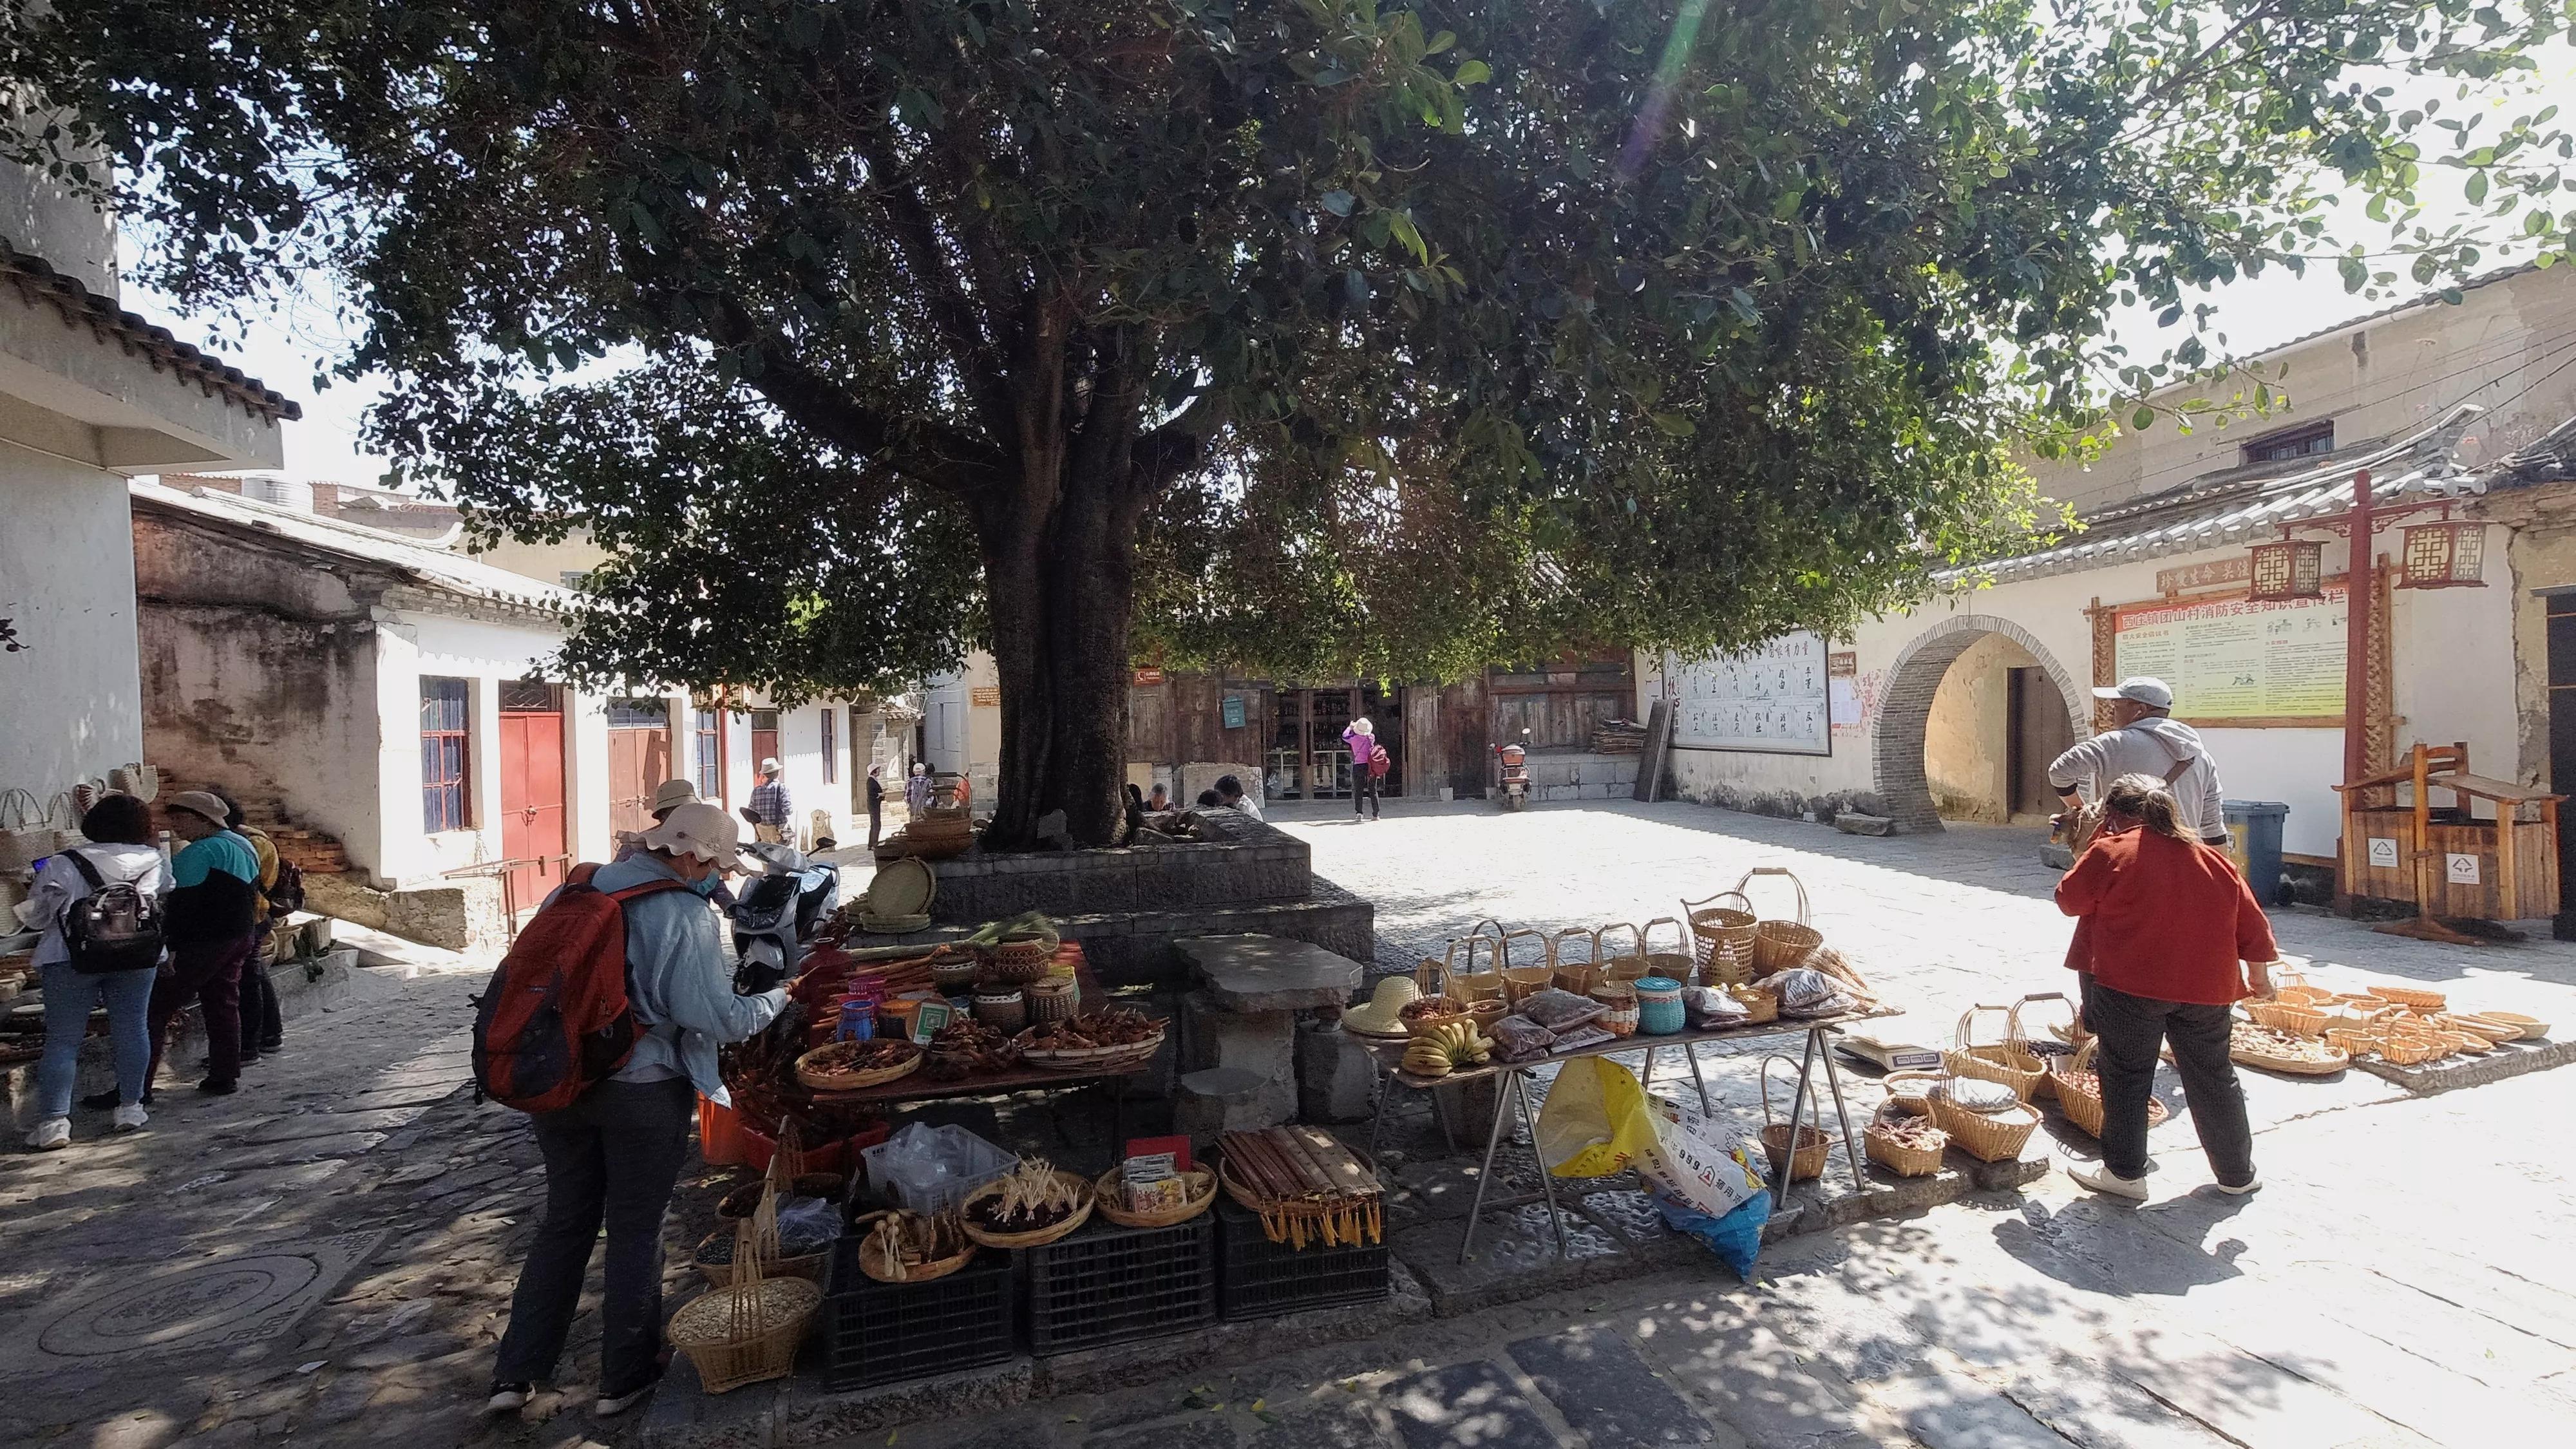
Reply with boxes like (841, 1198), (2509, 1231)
(482, 800), (786, 1420)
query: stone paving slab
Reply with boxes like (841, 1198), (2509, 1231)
(2349, 1032), (2576, 1093)
(1505, 1325), (1714, 1445)
(1381, 1360), (1564, 1449)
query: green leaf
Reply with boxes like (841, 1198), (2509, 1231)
(1651, 412), (1696, 437)
(1319, 189), (1355, 217)
(1426, 30), (1456, 55)
(1454, 59), (1491, 87)
(2465, 171), (2488, 204)
(2132, 407), (2155, 431)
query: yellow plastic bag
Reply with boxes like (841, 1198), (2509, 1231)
(1535, 1057), (1657, 1179)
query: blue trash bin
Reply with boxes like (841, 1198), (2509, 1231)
(2222, 800), (2289, 904)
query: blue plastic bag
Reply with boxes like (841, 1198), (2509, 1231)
(1648, 1184), (1772, 1280)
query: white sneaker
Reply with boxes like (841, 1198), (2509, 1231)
(24, 1118), (70, 1151)
(2213, 1176), (2262, 1196)
(2069, 1162), (2150, 1200)
(485, 1383), (531, 1414)
(112, 1103), (149, 1133)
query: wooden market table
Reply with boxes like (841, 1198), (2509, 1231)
(1359, 1009), (1891, 1262)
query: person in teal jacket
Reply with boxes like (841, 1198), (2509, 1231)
(144, 790), (262, 1097)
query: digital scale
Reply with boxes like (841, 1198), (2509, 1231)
(1835, 1027), (1942, 1073)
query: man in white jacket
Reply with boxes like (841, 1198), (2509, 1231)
(2047, 677), (2230, 846)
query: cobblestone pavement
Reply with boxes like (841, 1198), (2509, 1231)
(7, 799), (2572, 1449)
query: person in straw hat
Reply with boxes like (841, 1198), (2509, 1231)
(488, 800), (784, 1420)
(746, 756), (792, 844)
(1341, 716), (1383, 821)
(144, 790), (264, 1098)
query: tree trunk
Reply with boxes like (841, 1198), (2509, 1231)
(978, 451), (1142, 849)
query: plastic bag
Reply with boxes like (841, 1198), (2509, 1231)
(1638, 1092), (1766, 1218)
(775, 1196), (844, 1257)
(1535, 1057), (1656, 1179)
(1770, 968), (1839, 1010)
(1649, 1184), (1771, 1280)
(1489, 1014), (1556, 1063)
(1683, 986), (1746, 1028)
(1521, 988), (1608, 1031)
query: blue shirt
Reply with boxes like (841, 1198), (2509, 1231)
(171, 830), (260, 889)
(576, 855), (786, 1104)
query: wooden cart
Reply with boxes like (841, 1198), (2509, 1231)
(2334, 742), (2562, 940)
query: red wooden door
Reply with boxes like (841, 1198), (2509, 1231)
(500, 706), (567, 911)
(609, 721), (673, 839)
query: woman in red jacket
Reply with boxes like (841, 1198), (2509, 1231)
(2055, 773), (2281, 1201)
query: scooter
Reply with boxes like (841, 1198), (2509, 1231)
(728, 840), (841, 993)
(1492, 729), (1533, 811)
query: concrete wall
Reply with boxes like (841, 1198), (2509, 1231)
(925, 651), (1002, 807)
(0, 441), (146, 800)
(1922, 632), (2038, 824)
(1662, 529), (2519, 860)
(2031, 267), (2576, 514)
(0, 157), (116, 298)
(469, 528), (606, 589)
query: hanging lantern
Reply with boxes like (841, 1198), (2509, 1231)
(2248, 538), (2324, 600)
(2398, 521), (2486, 589)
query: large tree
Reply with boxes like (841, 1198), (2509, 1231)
(10, 0), (2568, 844)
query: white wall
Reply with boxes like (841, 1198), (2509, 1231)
(0, 442), (145, 802)
(1663, 533), (2519, 861)
(375, 611), (577, 887)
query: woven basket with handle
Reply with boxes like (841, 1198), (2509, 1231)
(2007, 992), (2077, 1101)
(1498, 929), (1553, 1003)
(1549, 927), (1600, 994)
(1736, 867), (1824, 975)
(1596, 922), (1651, 983)
(1863, 1105), (1947, 1178)
(669, 1197), (820, 1394)
(1439, 936), (1509, 1005)
(1927, 1091), (2041, 1163)
(1681, 890), (1758, 985)
(1945, 1005), (2043, 1101)
(1758, 1056), (1828, 1181)
(2048, 1040), (2171, 1140)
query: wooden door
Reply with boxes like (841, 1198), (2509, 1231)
(608, 708), (672, 838)
(2007, 667), (2074, 817)
(749, 710), (781, 772)
(499, 703), (566, 911)
(2549, 593), (2576, 936)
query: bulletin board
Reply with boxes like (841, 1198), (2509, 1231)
(2108, 585), (2345, 728)
(1669, 632), (1832, 755)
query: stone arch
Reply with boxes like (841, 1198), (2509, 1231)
(1872, 614), (2090, 833)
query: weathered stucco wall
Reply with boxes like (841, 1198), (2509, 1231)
(1924, 632), (2038, 824)
(0, 442), (146, 800)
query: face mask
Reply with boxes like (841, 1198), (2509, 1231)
(687, 873), (723, 898)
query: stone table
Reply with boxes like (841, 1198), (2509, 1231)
(1172, 934), (1368, 1137)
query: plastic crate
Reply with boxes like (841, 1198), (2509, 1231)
(1025, 1215), (1217, 1354)
(820, 1237), (1017, 1390)
(1215, 1201), (1390, 1321)
(860, 1123), (1018, 1216)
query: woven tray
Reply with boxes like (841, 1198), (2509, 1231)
(1094, 1166), (1217, 1228)
(794, 1041), (923, 1092)
(960, 1170), (1095, 1247)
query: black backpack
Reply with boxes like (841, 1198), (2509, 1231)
(59, 850), (166, 974)
(266, 855), (307, 916)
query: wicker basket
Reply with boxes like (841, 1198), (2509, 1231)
(1446, 936), (1510, 1005)
(697, 1248), (826, 1289)
(1927, 1093), (2041, 1163)
(1945, 1006), (2043, 1101)
(1683, 890), (1758, 986)
(2047, 1041), (2171, 1140)
(1728, 982), (1779, 1025)
(1093, 1166), (1217, 1228)
(1638, 917), (1698, 986)
(2438, 1013), (2521, 1045)
(1549, 927), (1600, 994)
(1499, 928), (1555, 1003)
(2365, 984), (2447, 1012)
(794, 1041), (923, 1093)
(1864, 1113), (1947, 1178)
(1027, 975), (1079, 1023)
(1589, 982), (1640, 1039)
(2245, 998), (2333, 1039)
(1018, 1030), (1165, 1072)
(1596, 922), (1651, 983)
(960, 1170), (1095, 1247)
(1738, 867), (1823, 976)
(2476, 1010), (2548, 1040)
(2376, 1028), (2452, 1066)
(850, 1212), (977, 1284)
(972, 991), (1028, 1034)
(2007, 993), (2076, 1101)
(987, 933), (1062, 982)
(669, 1216), (820, 1395)
(1759, 1056), (1828, 1181)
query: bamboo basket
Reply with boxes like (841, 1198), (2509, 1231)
(1880, 1069), (1947, 1115)
(1945, 1006), (2043, 1101)
(1094, 1166), (1218, 1228)
(2007, 993), (2077, 1101)
(669, 1207), (819, 1394)
(2375, 1028), (2453, 1066)
(1682, 889), (1758, 985)
(1596, 922), (1651, 983)
(960, 1170), (1095, 1248)
(795, 1041), (923, 1093)
(1498, 927), (1554, 1003)
(1864, 1110), (1947, 1178)
(2232, 1030), (2351, 1077)
(1638, 916), (1697, 985)
(1550, 927), (1601, 994)
(2476, 1010), (2549, 1040)
(850, 1211), (977, 1285)
(2437, 1014), (2521, 1046)
(2322, 1024), (2383, 1060)
(1588, 981), (1640, 1039)
(1927, 1093), (2041, 1163)
(1759, 1057), (1829, 1182)
(2047, 1041), (2170, 1140)
(1443, 935), (1510, 1006)
(2244, 998), (2333, 1039)
(2365, 984), (2447, 1012)
(2268, 966), (2330, 1007)
(1737, 867), (1823, 975)
(1728, 982), (1779, 1025)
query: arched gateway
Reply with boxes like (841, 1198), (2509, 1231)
(1872, 614), (2090, 833)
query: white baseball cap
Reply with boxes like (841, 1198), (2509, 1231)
(639, 800), (743, 864)
(2092, 677), (2174, 709)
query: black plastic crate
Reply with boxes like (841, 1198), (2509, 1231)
(1215, 1200), (1390, 1321)
(1025, 1215), (1217, 1354)
(821, 1238), (1017, 1390)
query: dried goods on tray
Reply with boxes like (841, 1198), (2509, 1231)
(1016, 1007), (1164, 1071)
(854, 1208), (975, 1283)
(794, 1037), (923, 1091)
(923, 1019), (1023, 1081)
(960, 1159), (1094, 1247)
(1219, 1125), (1383, 1249)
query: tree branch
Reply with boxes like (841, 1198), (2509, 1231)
(853, 126), (1020, 443)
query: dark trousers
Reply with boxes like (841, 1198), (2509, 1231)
(242, 924), (283, 1054)
(867, 800), (883, 848)
(149, 933), (252, 1088)
(2087, 981), (2255, 1186)
(1354, 772), (1380, 819)
(495, 1077), (694, 1391)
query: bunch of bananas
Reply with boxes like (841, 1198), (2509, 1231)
(1401, 1021), (1493, 1078)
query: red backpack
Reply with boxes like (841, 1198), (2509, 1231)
(470, 863), (688, 1113)
(1368, 743), (1391, 779)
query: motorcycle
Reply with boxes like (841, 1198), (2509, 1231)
(728, 840), (841, 994)
(1492, 728), (1533, 811)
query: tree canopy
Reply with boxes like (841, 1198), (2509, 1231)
(10, 0), (2570, 841)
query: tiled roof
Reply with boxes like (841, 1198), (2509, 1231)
(0, 238), (301, 422)
(1953, 404), (2498, 585)
(130, 480), (574, 616)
